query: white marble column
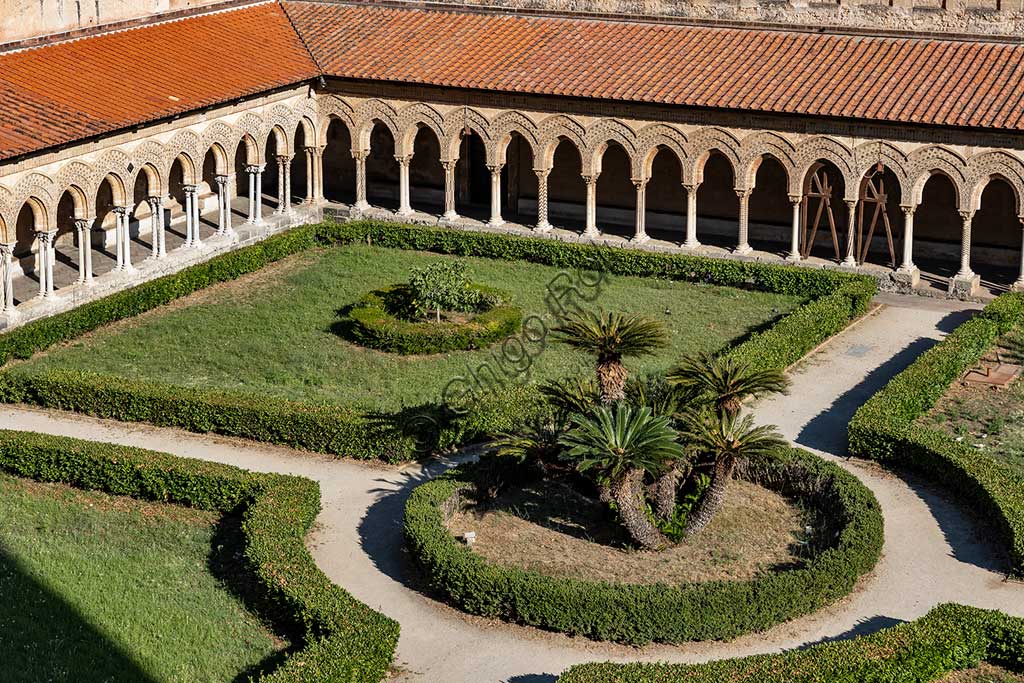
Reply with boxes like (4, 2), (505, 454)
(442, 160), (458, 221)
(74, 218), (94, 285)
(487, 164), (504, 227)
(583, 174), (599, 238)
(151, 197), (166, 258)
(254, 164), (265, 225)
(35, 231), (53, 298)
(215, 175), (231, 235)
(735, 188), (752, 254)
(182, 187), (195, 247)
(1015, 218), (1024, 291)
(841, 199), (858, 267)
(245, 165), (258, 223)
(353, 150), (369, 212)
(113, 206), (130, 271)
(956, 210), (975, 279)
(786, 195), (802, 262)
(683, 183), (700, 249)
(632, 178), (649, 244)
(397, 155), (413, 217)
(312, 146), (324, 203)
(899, 206), (917, 273)
(304, 147), (315, 203)
(274, 155), (290, 215)
(534, 168), (552, 232)
(1, 243), (14, 314)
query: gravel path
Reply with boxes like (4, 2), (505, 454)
(2, 294), (1022, 682)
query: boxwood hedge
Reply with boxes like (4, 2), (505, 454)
(848, 291), (1024, 573)
(403, 446), (883, 645)
(0, 429), (399, 682)
(0, 220), (876, 462)
(557, 602), (1024, 682)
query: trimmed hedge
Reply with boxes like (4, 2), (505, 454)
(848, 291), (1024, 573)
(0, 220), (876, 461)
(556, 603), (1024, 682)
(403, 446), (883, 645)
(0, 429), (399, 682)
(346, 284), (523, 354)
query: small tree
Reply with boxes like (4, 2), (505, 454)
(408, 261), (478, 322)
(552, 310), (668, 404)
(559, 404), (684, 550)
(667, 352), (789, 418)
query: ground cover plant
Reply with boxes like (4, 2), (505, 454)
(0, 471), (285, 683)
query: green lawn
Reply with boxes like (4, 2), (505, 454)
(920, 326), (1024, 476)
(0, 472), (286, 683)
(24, 244), (804, 410)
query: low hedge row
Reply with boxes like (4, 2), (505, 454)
(0, 429), (399, 682)
(0, 220), (876, 462)
(403, 446), (883, 645)
(848, 291), (1024, 572)
(346, 284), (523, 354)
(557, 603), (1024, 682)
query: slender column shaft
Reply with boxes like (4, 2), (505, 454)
(113, 206), (128, 270)
(157, 198), (167, 258)
(215, 175), (230, 235)
(1016, 217), (1024, 289)
(353, 151), (369, 211)
(900, 206), (916, 272)
(583, 174), (599, 237)
(397, 155), (413, 216)
(75, 223), (86, 284)
(786, 196), (802, 262)
(957, 210), (975, 278)
(36, 231), (54, 298)
(313, 146), (324, 203)
(148, 199), (160, 258)
(274, 156), (288, 214)
(304, 148), (314, 203)
(75, 219), (93, 284)
(245, 165), (257, 223)
(735, 188), (752, 254)
(442, 160), (458, 220)
(632, 179), (649, 243)
(182, 187), (195, 247)
(842, 200), (858, 266)
(1, 243), (14, 313)
(283, 158), (292, 214)
(487, 164), (504, 227)
(122, 208), (134, 270)
(534, 168), (552, 232)
(255, 167), (264, 224)
(683, 183), (700, 248)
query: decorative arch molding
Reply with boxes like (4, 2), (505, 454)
(794, 136), (856, 200)
(166, 130), (203, 183)
(488, 110), (540, 166)
(583, 119), (638, 177)
(267, 125), (290, 157)
(234, 112), (267, 158)
(908, 145), (968, 208)
(136, 162), (164, 198)
(536, 114), (586, 171)
(317, 95), (356, 146)
(54, 161), (99, 205)
(13, 172), (57, 231)
(201, 121), (238, 163)
(738, 131), (796, 192)
(966, 150), (1024, 214)
(441, 106), (491, 162)
(267, 105), (297, 152)
(354, 99), (401, 153)
(291, 97), (320, 142)
(132, 141), (169, 195)
(0, 185), (13, 242)
(93, 149), (133, 203)
(634, 123), (688, 180)
(396, 102), (446, 158)
(687, 127), (742, 187)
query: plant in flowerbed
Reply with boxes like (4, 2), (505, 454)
(403, 309), (884, 644)
(341, 261), (523, 354)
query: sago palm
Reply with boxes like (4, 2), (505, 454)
(679, 410), (786, 538)
(667, 352), (789, 418)
(553, 310), (668, 404)
(559, 404), (684, 550)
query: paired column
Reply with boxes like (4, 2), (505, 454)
(841, 199), (858, 267)
(683, 183), (700, 249)
(1, 243), (14, 315)
(35, 231), (55, 299)
(215, 175), (231, 236)
(735, 188), (752, 254)
(786, 195), (802, 262)
(1015, 217), (1024, 291)
(148, 197), (166, 259)
(113, 206), (134, 271)
(397, 155), (413, 217)
(534, 168), (552, 232)
(353, 150), (369, 212)
(182, 185), (202, 248)
(582, 174), (599, 238)
(442, 160), (458, 221)
(305, 145), (324, 204)
(74, 218), (94, 285)
(245, 165), (262, 224)
(632, 178), (649, 244)
(274, 155), (292, 215)
(487, 164), (504, 227)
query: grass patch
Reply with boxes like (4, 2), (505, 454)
(446, 478), (808, 585)
(21, 243), (803, 410)
(0, 471), (285, 683)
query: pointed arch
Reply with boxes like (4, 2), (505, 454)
(202, 121), (237, 161)
(794, 137), (856, 200)
(441, 106), (491, 161)
(397, 102), (446, 158)
(739, 132), (796, 192)
(583, 119), (638, 177)
(132, 140), (169, 188)
(317, 95), (356, 146)
(0, 185), (12, 242)
(853, 141), (909, 201)
(966, 151), (1024, 215)
(13, 173), (57, 230)
(908, 145), (968, 208)
(489, 110), (540, 166)
(688, 127), (742, 186)
(234, 113), (266, 157)
(536, 114), (586, 170)
(635, 123), (688, 180)
(55, 161), (99, 205)
(167, 130), (202, 176)
(355, 99), (401, 153)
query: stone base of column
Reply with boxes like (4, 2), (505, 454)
(840, 256), (858, 269)
(948, 272), (980, 299)
(629, 233), (650, 245)
(683, 238), (700, 250)
(1012, 278), (1024, 293)
(534, 221), (552, 233)
(487, 217), (505, 228)
(582, 227), (600, 240)
(441, 210), (459, 223)
(734, 243), (753, 256)
(785, 251), (802, 263)
(396, 208), (415, 219)
(893, 265), (920, 292)
(353, 200), (371, 213)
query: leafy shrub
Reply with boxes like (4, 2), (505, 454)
(403, 446), (883, 644)
(407, 261), (481, 319)
(848, 291), (1024, 573)
(0, 429), (399, 682)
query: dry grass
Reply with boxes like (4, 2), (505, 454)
(447, 478), (806, 585)
(941, 663), (1024, 682)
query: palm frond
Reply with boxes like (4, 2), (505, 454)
(552, 310), (668, 362)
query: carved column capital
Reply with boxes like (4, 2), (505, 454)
(788, 194), (802, 205)
(0, 242), (15, 257)
(351, 150), (368, 162)
(181, 185), (197, 197)
(901, 204), (916, 218)
(214, 175), (230, 188)
(112, 205), (129, 216)
(959, 209), (975, 223)
(395, 154), (412, 167)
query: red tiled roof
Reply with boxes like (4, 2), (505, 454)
(284, 1), (1024, 132)
(0, 2), (319, 160)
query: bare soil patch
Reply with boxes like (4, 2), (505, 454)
(447, 478), (807, 586)
(941, 663), (1024, 682)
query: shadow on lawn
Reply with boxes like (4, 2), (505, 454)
(0, 543), (159, 683)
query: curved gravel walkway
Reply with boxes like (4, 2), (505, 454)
(2, 294), (1022, 683)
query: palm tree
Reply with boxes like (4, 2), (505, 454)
(552, 310), (668, 404)
(559, 404), (684, 550)
(679, 410), (786, 537)
(538, 376), (601, 416)
(667, 352), (789, 418)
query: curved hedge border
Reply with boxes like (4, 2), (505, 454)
(0, 429), (399, 683)
(0, 220), (876, 462)
(403, 446), (883, 645)
(557, 603), (1024, 682)
(346, 284), (523, 354)
(848, 291), (1024, 573)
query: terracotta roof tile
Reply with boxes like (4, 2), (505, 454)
(0, 2), (319, 160)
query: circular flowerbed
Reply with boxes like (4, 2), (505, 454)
(403, 447), (883, 645)
(344, 283), (523, 355)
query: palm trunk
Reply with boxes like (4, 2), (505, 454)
(596, 358), (627, 404)
(653, 465), (684, 522)
(611, 468), (668, 551)
(684, 458), (734, 538)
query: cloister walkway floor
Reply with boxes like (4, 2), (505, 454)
(1, 293), (1022, 681)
